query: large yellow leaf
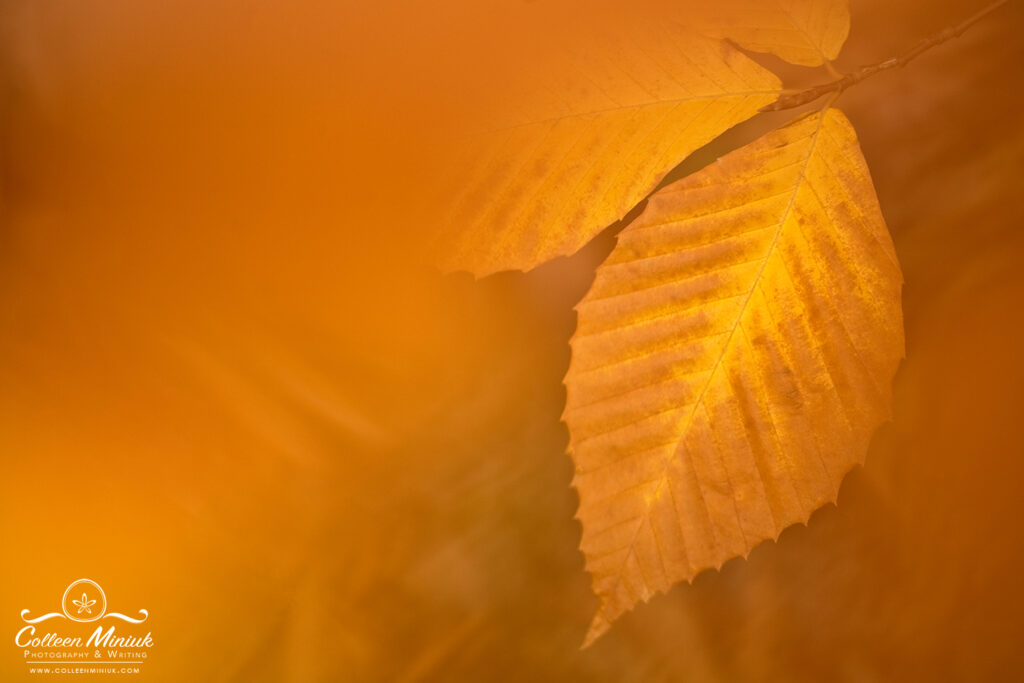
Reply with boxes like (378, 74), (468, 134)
(432, 22), (781, 276)
(698, 0), (851, 66)
(565, 108), (904, 645)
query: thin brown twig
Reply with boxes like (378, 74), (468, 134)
(761, 0), (1011, 112)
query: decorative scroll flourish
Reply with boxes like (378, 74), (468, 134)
(104, 610), (150, 624)
(21, 610), (66, 624)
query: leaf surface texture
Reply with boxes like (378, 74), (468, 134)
(565, 108), (904, 644)
(698, 0), (850, 66)
(433, 24), (781, 276)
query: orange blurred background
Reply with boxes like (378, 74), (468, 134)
(2, 0), (1023, 680)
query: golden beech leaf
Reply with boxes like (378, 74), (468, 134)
(432, 24), (781, 276)
(697, 0), (851, 66)
(565, 108), (904, 645)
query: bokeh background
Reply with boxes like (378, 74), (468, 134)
(2, 0), (1023, 680)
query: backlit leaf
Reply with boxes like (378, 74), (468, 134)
(432, 23), (781, 276)
(698, 0), (851, 66)
(565, 108), (904, 645)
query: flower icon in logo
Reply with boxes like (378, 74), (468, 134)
(60, 579), (107, 622)
(72, 593), (96, 615)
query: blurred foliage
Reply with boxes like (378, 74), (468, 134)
(2, 0), (1023, 680)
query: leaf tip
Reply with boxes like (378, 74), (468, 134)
(581, 610), (610, 649)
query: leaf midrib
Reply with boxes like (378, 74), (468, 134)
(592, 106), (832, 619)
